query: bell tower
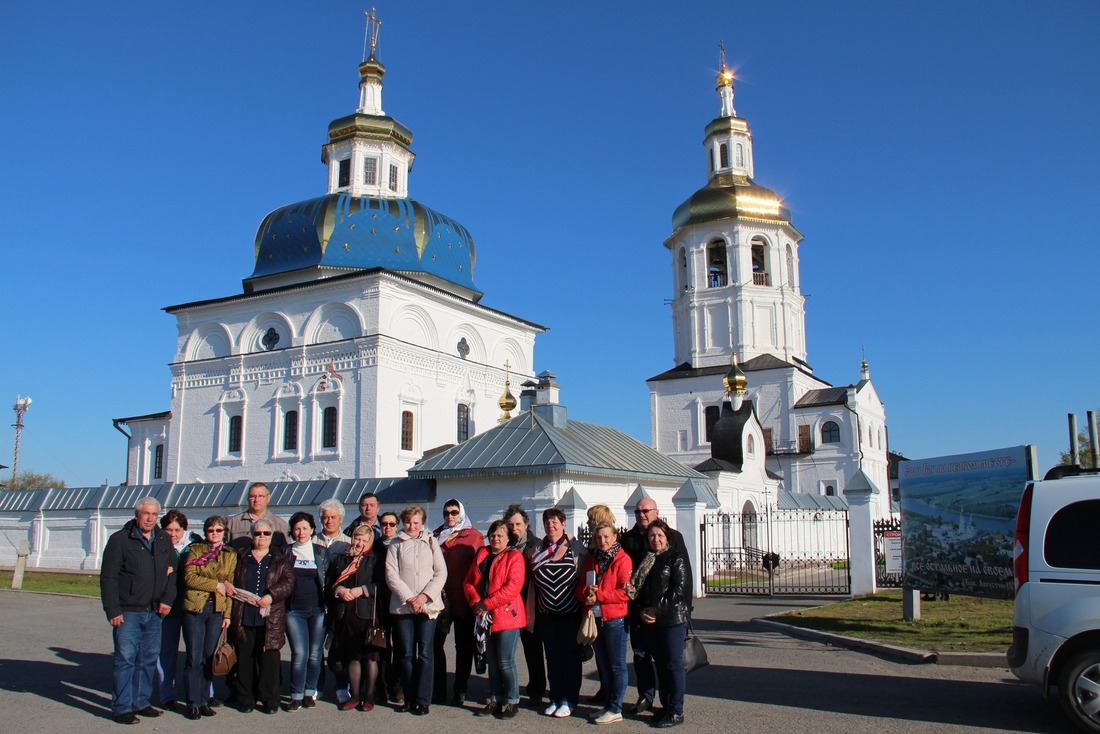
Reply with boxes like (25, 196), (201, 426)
(666, 47), (807, 369)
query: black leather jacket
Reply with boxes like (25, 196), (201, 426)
(636, 548), (689, 627)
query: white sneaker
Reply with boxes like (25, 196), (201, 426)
(595, 710), (623, 725)
(544, 702), (559, 716)
(589, 708), (608, 720)
(554, 703), (572, 718)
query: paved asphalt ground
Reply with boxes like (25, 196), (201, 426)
(0, 590), (1079, 733)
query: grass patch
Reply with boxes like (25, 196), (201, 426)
(1, 569), (100, 596)
(775, 589), (1012, 653)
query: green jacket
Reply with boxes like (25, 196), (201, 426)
(182, 543), (238, 617)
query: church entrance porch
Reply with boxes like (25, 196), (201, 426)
(701, 508), (851, 595)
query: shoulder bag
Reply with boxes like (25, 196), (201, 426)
(682, 617), (709, 673)
(211, 628), (237, 677)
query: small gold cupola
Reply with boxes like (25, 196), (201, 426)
(498, 361), (517, 422)
(723, 354), (748, 396)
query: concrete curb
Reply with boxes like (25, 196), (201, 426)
(0, 588), (98, 600)
(752, 618), (1008, 668)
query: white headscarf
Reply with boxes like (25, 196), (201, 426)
(434, 498), (473, 544)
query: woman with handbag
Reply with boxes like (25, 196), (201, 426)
(284, 512), (330, 711)
(226, 518), (295, 715)
(180, 515), (236, 720)
(385, 505), (447, 716)
(327, 524), (387, 711)
(464, 520), (527, 720)
(627, 519), (688, 728)
(577, 521), (632, 725)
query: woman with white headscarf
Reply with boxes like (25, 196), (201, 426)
(431, 499), (484, 706)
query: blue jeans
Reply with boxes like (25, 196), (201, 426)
(486, 627), (521, 705)
(653, 623), (686, 716)
(156, 614), (182, 704)
(394, 613), (436, 707)
(112, 610), (162, 716)
(182, 603), (223, 708)
(537, 612), (582, 707)
(286, 605), (326, 699)
(592, 616), (628, 714)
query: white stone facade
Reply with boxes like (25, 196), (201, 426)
(157, 270), (539, 485)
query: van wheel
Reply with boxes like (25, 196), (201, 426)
(1059, 650), (1100, 732)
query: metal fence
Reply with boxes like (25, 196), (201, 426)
(701, 507), (850, 595)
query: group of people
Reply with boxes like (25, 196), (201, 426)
(100, 485), (692, 727)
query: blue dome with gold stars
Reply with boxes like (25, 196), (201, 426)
(251, 194), (478, 297)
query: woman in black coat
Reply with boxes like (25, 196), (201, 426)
(629, 519), (688, 729)
(326, 525), (388, 711)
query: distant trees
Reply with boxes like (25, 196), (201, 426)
(2, 471), (66, 491)
(1061, 431), (1097, 468)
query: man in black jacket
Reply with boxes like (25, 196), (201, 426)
(620, 498), (693, 716)
(101, 497), (178, 725)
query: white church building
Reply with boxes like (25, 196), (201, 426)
(115, 46), (543, 487)
(647, 59), (890, 518)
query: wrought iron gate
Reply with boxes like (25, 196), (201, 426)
(701, 507), (850, 595)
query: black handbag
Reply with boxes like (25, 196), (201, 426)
(682, 618), (709, 673)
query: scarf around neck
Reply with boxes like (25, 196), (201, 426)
(185, 542), (224, 567)
(594, 542), (622, 577)
(434, 499), (473, 544)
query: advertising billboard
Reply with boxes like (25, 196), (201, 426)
(899, 445), (1036, 598)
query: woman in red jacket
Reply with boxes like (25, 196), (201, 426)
(464, 520), (526, 720)
(578, 521), (632, 725)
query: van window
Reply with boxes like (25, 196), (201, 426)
(1045, 500), (1100, 569)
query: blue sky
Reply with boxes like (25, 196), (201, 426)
(2, 1), (1097, 488)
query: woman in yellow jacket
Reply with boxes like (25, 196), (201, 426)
(181, 515), (237, 720)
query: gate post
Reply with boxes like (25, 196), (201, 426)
(844, 469), (879, 596)
(673, 479), (717, 599)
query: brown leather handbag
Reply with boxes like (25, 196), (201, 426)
(211, 628), (236, 676)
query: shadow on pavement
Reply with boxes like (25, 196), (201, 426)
(0, 647), (114, 718)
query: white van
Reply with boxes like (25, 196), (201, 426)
(1010, 465), (1100, 732)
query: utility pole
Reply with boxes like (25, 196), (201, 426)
(11, 395), (31, 486)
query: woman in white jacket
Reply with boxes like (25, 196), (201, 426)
(385, 505), (447, 716)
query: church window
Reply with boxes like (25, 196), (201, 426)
(228, 415), (243, 454)
(706, 241), (728, 288)
(153, 444), (163, 480)
(457, 404), (470, 443)
(704, 405), (720, 442)
(746, 434), (755, 456)
(389, 164), (399, 191)
(736, 143), (744, 167)
(825, 484), (836, 497)
(762, 427), (774, 455)
(283, 410), (298, 451)
(338, 159), (351, 188)
(719, 143), (729, 168)
(868, 425), (874, 446)
(709, 147), (715, 171)
(786, 244), (796, 287)
(821, 421), (840, 444)
(751, 238), (770, 286)
(679, 248), (688, 290)
(363, 157), (378, 186)
(322, 407), (338, 449)
(401, 410), (414, 451)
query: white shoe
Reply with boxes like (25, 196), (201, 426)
(554, 703), (572, 718)
(595, 710), (623, 725)
(544, 702), (559, 716)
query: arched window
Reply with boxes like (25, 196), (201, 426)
(719, 143), (729, 168)
(825, 485), (836, 497)
(322, 406), (338, 449)
(786, 244), (796, 287)
(228, 415), (243, 454)
(821, 421), (840, 444)
(710, 147), (716, 172)
(283, 410), (298, 451)
(153, 444), (163, 480)
(457, 404), (470, 443)
(746, 434), (755, 456)
(751, 237), (770, 286)
(707, 241), (728, 288)
(680, 248), (688, 290)
(401, 410), (414, 452)
(736, 143), (744, 167)
(704, 405), (720, 442)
